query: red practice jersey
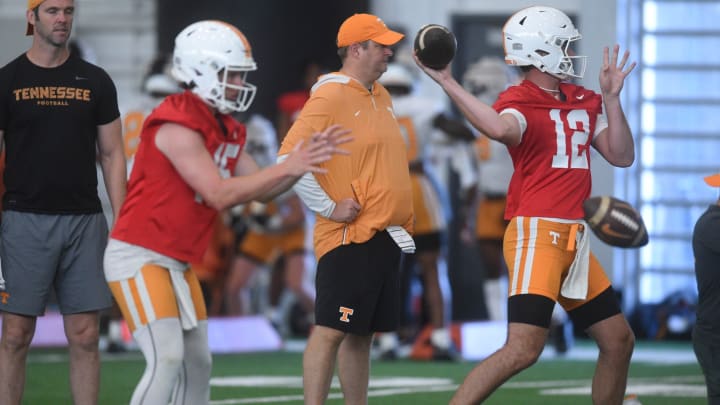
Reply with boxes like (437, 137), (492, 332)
(112, 91), (246, 263)
(495, 80), (603, 220)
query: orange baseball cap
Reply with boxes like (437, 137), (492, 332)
(336, 13), (404, 48)
(704, 173), (720, 187)
(26, 0), (45, 35)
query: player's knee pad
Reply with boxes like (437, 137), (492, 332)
(136, 319), (185, 373)
(183, 322), (212, 372)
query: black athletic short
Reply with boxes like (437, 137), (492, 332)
(314, 230), (401, 335)
(508, 287), (621, 330)
(414, 231), (442, 253)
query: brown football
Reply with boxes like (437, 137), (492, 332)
(414, 24), (457, 69)
(583, 196), (648, 248)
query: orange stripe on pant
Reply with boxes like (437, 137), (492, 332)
(503, 217), (611, 311)
(108, 264), (207, 333)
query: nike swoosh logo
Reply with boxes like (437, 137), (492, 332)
(576, 94), (585, 100)
(354, 110), (361, 117)
(600, 223), (631, 239)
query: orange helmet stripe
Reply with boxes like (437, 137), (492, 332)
(211, 20), (252, 57)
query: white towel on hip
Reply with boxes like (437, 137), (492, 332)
(560, 223), (590, 300)
(167, 265), (199, 330)
(104, 239), (198, 330)
(386, 225), (416, 254)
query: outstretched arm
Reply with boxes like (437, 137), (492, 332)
(252, 125), (352, 201)
(413, 55), (521, 147)
(593, 45), (637, 167)
(155, 123), (350, 211)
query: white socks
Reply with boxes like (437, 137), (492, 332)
(430, 327), (451, 349)
(377, 332), (400, 351)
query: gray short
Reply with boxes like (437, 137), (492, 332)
(0, 211), (112, 316)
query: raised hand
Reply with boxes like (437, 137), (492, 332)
(599, 44), (636, 98)
(283, 125), (352, 176)
(310, 124), (353, 153)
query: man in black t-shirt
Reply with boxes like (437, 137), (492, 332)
(0, 1), (126, 403)
(693, 173), (720, 405)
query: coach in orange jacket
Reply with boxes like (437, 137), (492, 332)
(277, 13), (414, 405)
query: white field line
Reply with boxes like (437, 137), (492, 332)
(208, 375), (707, 404)
(209, 384), (459, 404)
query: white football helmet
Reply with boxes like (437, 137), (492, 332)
(171, 20), (257, 113)
(503, 6), (586, 79)
(462, 57), (520, 105)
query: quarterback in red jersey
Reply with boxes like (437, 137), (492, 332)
(103, 20), (349, 405)
(415, 6), (637, 404)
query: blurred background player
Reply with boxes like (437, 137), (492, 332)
(375, 63), (456, 360)
(121, 54), (182, 174)
(225, 58), (329, 335)
(461, 57), (516, 322)
(275, 59), (326, 140)
(223, 112), (315, 336)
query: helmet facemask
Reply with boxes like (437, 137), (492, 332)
(546, 35), (586, 80)
(205, 65), (257, 114)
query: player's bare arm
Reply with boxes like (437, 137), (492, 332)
(96, 117), (127, 224)
(254, 124), (352, 201)
(413, 54), (521, 147)
(594, 44), (636, 167)
(156, 122), (350, 210)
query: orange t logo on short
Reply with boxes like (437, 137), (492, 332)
(339, 306), (354, 322)
(503, 216), (612, 311)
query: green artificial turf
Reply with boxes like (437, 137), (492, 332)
(22, 340), (705, 404)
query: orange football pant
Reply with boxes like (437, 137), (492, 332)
(108, 264), (208, 333)
(503, 216), (612, 311)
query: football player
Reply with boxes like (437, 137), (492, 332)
(103, 20), (349, 404)
(223, 112), (315, 336)
(461, 57), (517, 322)
(415, 6), (637, 404)
(375, 63), (456, 360)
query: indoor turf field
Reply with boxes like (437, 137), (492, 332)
(23, 339), (705, 404)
